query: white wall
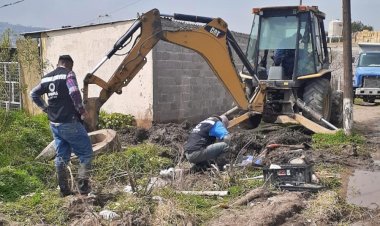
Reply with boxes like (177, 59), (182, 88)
(41, 21), (154, 127)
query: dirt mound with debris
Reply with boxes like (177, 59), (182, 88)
(118, 122), (313, 165)
(117, 122), (374, 170)
(208, 192), (305, 226)
(229, 124), (312, 158)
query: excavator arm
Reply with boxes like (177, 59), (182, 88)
(83, 8), (264, 131)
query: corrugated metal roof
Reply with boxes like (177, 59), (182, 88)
(21, 18), (136, 38)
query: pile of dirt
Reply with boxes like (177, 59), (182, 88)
(117, 121), (191, 163)
(229, 124), (312, 160)
(148, 121), (191, 148)
(118, 122), (313, 165)
(265, 148), (314, 165)
(118, 126), (150, 145)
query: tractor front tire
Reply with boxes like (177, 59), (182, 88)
(302, 78), (332, 124)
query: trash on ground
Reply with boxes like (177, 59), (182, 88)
(99, 209), (120, 220)
(176, 190), (229, 196)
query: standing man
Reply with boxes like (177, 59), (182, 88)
(184, 115), (231, 170)
(30, 55), (93, 196)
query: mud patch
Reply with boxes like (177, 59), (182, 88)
(347, 169), (380, 209)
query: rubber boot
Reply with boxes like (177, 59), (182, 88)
(77, 163), (91, 195)
(190, 161), (211, 173)
(215, 152), (229, 171)
(56, 166), (74, 197)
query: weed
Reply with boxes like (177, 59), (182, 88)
(305, 190), (368, 224)
(354, 98), (364, 105)
(106, 192), (151, 213)
(98, 111), (135, 130)
(227, 185), (245, 197)
(104, 192), (153, 225)
(227, 168), (264, 197)
(157, 188), (221, 224)
(314, 163), (343, 189)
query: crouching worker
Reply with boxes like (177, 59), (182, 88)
(184, 115), (231, 171)
(30, 55), (93, 197)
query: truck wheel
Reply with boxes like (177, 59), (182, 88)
(330, 90), (343, 127)
(302, 78), (332, 124)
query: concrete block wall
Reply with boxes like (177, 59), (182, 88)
(153, 20), (249, 123)
(353, 31), (380, 43)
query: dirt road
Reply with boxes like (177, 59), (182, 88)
(347, 103), (380, 216)
(354, 103), (380, 145)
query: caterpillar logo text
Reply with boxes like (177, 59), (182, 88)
(204, 25), (225, 38)
(210, 27), (220, 37)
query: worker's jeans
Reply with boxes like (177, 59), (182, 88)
(50, 120), (93, 168)
(185, 142), (229, 164)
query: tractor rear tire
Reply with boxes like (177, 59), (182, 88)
(330, 90), (343, 127)
(302, 78), (332, 124)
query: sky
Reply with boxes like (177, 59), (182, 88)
(0, 0), (378, 33)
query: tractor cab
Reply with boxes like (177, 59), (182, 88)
(245, 6), (329, 84)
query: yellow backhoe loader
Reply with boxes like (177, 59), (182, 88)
(83, 7), (340, 134)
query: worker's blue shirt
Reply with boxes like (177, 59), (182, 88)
(209, 121), (229, 140)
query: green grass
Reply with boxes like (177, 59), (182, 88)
(93, 144), (173, 192)
(0, 110), (55, 202)
(312, 130), (364, 151)
(0, 190), (69, 225)
(0, 110), (51, 167)
(0, 167), (43, 202)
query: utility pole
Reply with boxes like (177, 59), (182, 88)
(299, 0), (303, 5)
(342, 0), (353, 135)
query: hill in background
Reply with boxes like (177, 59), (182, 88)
(0, 22), (47, 46)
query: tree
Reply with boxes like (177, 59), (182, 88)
(0, 28), (17, 62)
(351, 21), (374, 33)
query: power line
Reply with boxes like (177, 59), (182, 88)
(108, 0), (142, 15)
(79, 0), (143, 26)
(0, 0), (25, 9)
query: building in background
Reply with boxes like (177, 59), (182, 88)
(327, 19), (343, 43)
